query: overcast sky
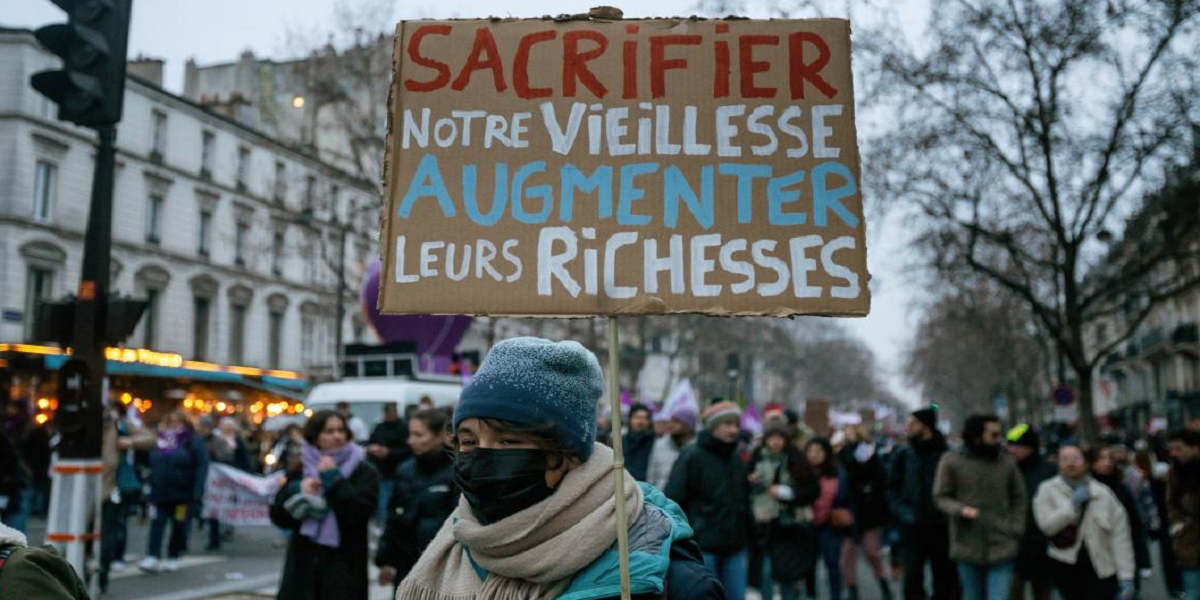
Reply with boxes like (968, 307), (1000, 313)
(7, 0), (928, 408)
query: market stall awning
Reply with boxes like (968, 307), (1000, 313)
(42, 354), (309, 396)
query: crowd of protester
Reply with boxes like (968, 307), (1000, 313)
(6, 366), (1200, 600)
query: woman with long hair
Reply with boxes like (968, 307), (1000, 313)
(271, 410), (378, 600)
(751, 423), (819, 600)
(396, 337), (722, 599)
(805, 437), (851, 600)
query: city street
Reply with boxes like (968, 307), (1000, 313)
(25, 515), (1178, 599)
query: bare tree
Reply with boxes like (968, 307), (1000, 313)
(868, 0), (1200, 442)
(905, 271), (1051, 426)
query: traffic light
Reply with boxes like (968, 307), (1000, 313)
(32, 295), (147, 347)
(30, 0), (132, 127)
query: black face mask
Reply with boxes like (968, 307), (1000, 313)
(453, 448), (557, 525)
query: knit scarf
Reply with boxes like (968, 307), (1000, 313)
(300, 441), (364, 547)
(396, 443), (644, 600)
(156, 426), (191, 454)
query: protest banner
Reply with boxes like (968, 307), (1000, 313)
(381, 17), (868, 317)
(201, 464), (285, 526)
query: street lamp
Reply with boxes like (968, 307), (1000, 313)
(725, 353), (740, 403)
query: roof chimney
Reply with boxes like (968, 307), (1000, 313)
(128, 55), (165, 87)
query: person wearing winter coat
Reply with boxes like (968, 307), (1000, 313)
(803, 437), (853, 600)
(271, 409), (378, 600)
(0, 422), (31, 534)
(646, 403), (697, 491)
(367, 402), (411, 525)
(622, 403), (655, 482)
(138, 411), (209, 573)
(837, 424), (893, 600)
(666, 400), (752, 600)
(751, 423), (820, 600)
(1092, 445), (1152, 593)
(397, 337), (723, 600)
(99, 400), (155, 591)
(1033, 444), (1135, 600)
(377, 408), (458, 590)
(888, 407), (959, 600)
(933, 414), (1025, 600)
(1004, 425), (1056, 600)
(1166, 428), (1200, 600)
(0, 519), (89, 599)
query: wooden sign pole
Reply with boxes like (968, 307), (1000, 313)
(606, 316), (632, 600)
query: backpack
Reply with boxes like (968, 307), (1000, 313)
(0, 543), (91, 599)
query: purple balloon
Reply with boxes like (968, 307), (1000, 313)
(361, 258), (473, 373)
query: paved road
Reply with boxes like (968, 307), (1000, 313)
(24, 517), (1178, 599)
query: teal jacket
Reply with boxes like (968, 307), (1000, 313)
(467, 483), (716, 600)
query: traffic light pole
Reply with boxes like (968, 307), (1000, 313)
(73, 124), (116, 421)
(47, 124), (116, 592)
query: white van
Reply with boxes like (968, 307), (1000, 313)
(304, 378), (462, 439)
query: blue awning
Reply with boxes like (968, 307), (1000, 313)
(42, 355), (308, 397)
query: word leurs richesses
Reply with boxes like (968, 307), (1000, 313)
(383, 19), (868, 316)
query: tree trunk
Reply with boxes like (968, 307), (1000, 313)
(1075, 366), (1098, 445)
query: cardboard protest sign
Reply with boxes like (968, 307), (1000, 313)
(381, 17), (868, 316)
(804, 397), (831, 437)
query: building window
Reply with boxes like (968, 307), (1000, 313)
(269, 310), (284, 368)
(305, 234), (317, 284)
(142, 288), (160, 348)
(151, 110), (167, 159)
(198, 210), (212, 256)
(273, 161), (286, 201)
(33, 160), (57, 222)
(272, 229), (284, 276)
(235, 222), (248, 266)
(329, 184), (340, 221)
(229, 304), (247, 363)
(304, 175), (316, 214)
(236, 146), (249, 189)
(301, 315), (315, 365)
(200, 131), (214, 178)
(145, 194), (163, 244)
(193, 296), (210, 360)
(24, 266), (53, 341)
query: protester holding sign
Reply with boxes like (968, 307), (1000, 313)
(396, 337), (722, 599)
(271, 410), (379, 600)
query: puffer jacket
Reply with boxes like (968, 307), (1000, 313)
(148, 431), (209, 506)
(933, 449), (1026, 565)
(1033, 475), (1134, 581)
(664, 431), (751, 556)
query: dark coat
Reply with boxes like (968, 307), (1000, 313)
(376, 451), (458, 578)
(148, 433), (209, 506)
(271, 460), (379, 600)
(1096, 472), (1152, 571)
(623, 431), (655, 482)
(0, 430), (30, 497)
(753, 446), (821, 582)
(664, 431), (751, 556)
(1014, 453), (1057, 575)
(838, 444), (889, 531)
(887, 432), (948, 527)
(367, 419), (411, 478)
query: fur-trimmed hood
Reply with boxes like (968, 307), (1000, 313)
(0, 520), (28, 547)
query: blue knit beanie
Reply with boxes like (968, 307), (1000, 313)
(453, 337), (604, 459)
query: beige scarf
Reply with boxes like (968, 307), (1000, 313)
(396, 443), (644, 600)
